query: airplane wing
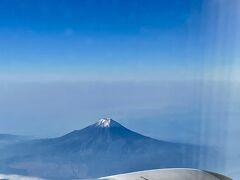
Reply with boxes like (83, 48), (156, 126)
(99, 168), (232, 180)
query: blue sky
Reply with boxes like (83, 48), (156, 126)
(0, 0), (238, 82)
(0, 0), (239, 141)
(0, 0), (207, 81)
(0, 0), (239, 136)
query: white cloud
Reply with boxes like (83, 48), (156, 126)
(0, 174), (46, 180)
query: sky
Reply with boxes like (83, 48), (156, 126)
(0, 0), (239, 132)
(0, 0), (239, 81)
(0, 0), (240, 178)
(0, 0), (239, 138)
(0, 0), (209, 135)
(0, 0), (215, 81)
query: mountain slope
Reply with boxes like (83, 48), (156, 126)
(0, 119), (203, 179)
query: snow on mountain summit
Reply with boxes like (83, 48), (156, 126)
(97, 118), (111, 127)
(96, 118), (121, 128)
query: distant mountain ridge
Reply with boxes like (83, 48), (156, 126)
(0, 134), (28, 141)
(0, 134), (30, 149)
(0, 118), (206, 179)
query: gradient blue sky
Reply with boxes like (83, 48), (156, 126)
(0, 0), (239, 139)
(0, 0), (239, 82)
(0, 0), (239, 133)
(0, 0), (213, 81)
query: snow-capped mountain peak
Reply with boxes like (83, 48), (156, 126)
(0, 118), (201, 179)
(96, 118), (122, 128)
(97, 118), (112, 128)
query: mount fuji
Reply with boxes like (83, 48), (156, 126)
(0, 118), (205, 179)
